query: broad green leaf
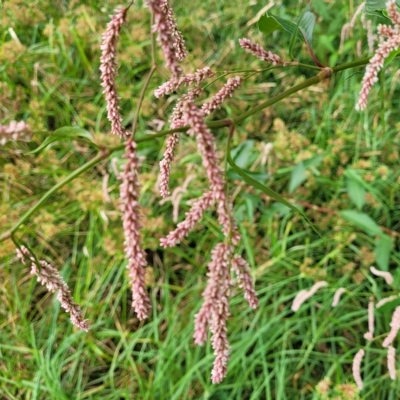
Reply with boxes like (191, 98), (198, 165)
(258, 13), (305, 42)
(365, 0), (399, 13)
(340, 210), (382, 236)
(299, 11), (316, 45)
(228, 153), (320, 236)
(375, 234), (392, 271)
(289, 161), (307, 193)
(259, 11), (316, 46)
(27, 126), (94, 155)
(346, 175), (366, 210)
(231, 140), (254, 168)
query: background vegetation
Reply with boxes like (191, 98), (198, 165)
(1, 0), (400, 399)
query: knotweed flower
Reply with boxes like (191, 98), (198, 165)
(146, 0), (182, 78)
(0, 121), (32, 145)
(291, 281), (328, 312)
(160, 191), (215, 247)
(154, 67), (214, 98)
(355, 0), (400, 110)
(180, 99), (240, 244)
(363, 298), (374, 341)
(383, 305), (400, 347)
(388, 346), (396, 380)
(376, 295), (399, 308)
(158, 88), (202, 198)
(352, 349), (365, 390)
(239, 38), (285, 65)
(159, 133), (180, 198)
(332, 287), (346, 307)
(202, 77), (242, 115)
(161, 0), (187, 61)
(100, 6), (130, 139)
(370, 266), (393, 285)
(231, 255), (258, 309)
(193, 242), (232, 383)
(120, 140), (151, 320)
(16, 246), (89, 331)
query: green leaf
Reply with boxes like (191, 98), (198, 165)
(231, 140), (254, 168)
(289, 161), (307, 193)
(228, 153), (320, 236)
(259, 11), (316, 46)
(365, 0), (399, 13)
(340, 210), (382, 236)
(299, 11), (316, 45)
(375, 234), (392, 271)
(26, 126), (94, 155)
(346, 175), (366, 210)
(258, 13), (305, 42)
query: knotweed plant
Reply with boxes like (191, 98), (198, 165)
(2, 0), (400, 390)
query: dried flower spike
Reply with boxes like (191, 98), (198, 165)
(0, 121), (32, 145)
(239, 38), (284, 65)
(16, 246), (89, 331)
(120, 140), (151, 320)
(100, 6), (130, 139)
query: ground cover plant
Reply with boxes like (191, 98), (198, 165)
(1, 0), (400, 399)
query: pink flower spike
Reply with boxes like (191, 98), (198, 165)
(154, 67), (214, 98)
(370, 266), (393, 286)
(120, 140), (151, 320)
(363, 298), (375, 341)
(239, 38), (284, 65)
(387, 0), (400, 27)
(383, 306), (400, 347)
(181, 99), (240, 244)
(192, 243), (232, 383)
(353, 349), (365, 390)
(202, 77), (242, 115)
(161, 0), (187, 61)
(376, 295), (399, 308)
(160, 191), (215, 247)
(231, 255), (258, 309)
(100, 6), (130, 139)
(291, 281), (328, 312)
(16, 246), (89, 331)
(146, 0), (182, 78)
(356, 1), (400, 111)
(159, 133), (180, 198)
(332, 287), (346, 307)
(388, 345), (397, 380)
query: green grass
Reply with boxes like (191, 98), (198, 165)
(1, 0), (400, 399)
